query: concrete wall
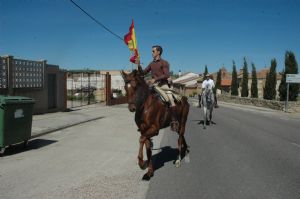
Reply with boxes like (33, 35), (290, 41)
(13, 65), (67, 114)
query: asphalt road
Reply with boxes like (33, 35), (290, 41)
(0, 105), (150, 199)
(146, 104), (300, 199)
(1, 103), (299, 199)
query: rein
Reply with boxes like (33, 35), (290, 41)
(135, 80), (150, 111)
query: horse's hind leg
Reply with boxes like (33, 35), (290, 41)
(176, 102), (189, 167)
(142, 138), (154, 181)
(175, 135), (183, 167)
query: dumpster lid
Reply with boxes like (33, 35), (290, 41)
(0, 96), (35, 104)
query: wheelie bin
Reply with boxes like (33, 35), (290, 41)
(0, 96), (35, 154)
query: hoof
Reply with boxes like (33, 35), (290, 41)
(203, 126), (206, 129)
(175, 159), (181, 168)
(142, 173), (153, 181)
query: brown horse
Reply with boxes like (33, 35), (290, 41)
(121, 67), (190, 180)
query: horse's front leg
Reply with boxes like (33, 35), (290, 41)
(203, 106), (207, 129)
(142, 138), (154, 181)
(209, 106), (213, 125)
(139, 124), (158, 180)
(138, 136), (147, 170)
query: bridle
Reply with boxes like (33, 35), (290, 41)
(124, 79), (137, 106)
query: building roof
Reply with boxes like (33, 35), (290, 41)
(173, 72), (199, 83)
(256, 68), (269, 79)
(221, 79), (232, 86)
(238, 68), (282, 80)
(173, 76), (200, 84)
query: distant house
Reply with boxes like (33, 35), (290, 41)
(194, 67), (232, 94)
(193, 66), (283, 98)
(173, 72), (201, 96)
(210, 67), (232, 93)
(221, 79), (232, 93)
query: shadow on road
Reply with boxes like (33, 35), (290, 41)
(152, 146), (178, 171)
(2, 139), (57, 156)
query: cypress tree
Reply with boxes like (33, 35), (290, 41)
(203, 65), (208, 77)
(231, 60), (238, 96)
(215, 68), (222, 94)
(251, 63), (258, 98)
(263, 59), (277, 100)
(241, 57), (249, 97)
(279, 51), (299, 101)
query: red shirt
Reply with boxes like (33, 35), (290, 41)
(143, 58), (170, 82)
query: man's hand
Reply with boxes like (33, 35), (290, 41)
(135, 59), (140, 65)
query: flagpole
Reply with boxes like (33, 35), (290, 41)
(124, 19), (140, 69)
(131, 19), (140, 69)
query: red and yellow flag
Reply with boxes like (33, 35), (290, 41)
(124, 20), (139, 63)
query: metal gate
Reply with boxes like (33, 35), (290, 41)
(67, 70), (127, 108)
(67, 70), (106, 108)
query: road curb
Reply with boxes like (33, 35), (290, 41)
(30, 116), (105, 139)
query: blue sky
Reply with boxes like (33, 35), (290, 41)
(1, 0), (299, 74)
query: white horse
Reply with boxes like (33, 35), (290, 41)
(200, 86), (215, 129)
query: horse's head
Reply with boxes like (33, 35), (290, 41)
(203, 84), (212, 95)
(202, 86), (214, 106)
(121, 66), (145, 112)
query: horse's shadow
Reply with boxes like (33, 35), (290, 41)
(152, 146), (179, 171)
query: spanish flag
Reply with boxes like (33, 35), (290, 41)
(124, 20), (139, 63)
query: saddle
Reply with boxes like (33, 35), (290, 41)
(152, 85), (182, 106)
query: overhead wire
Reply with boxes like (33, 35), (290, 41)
(69, 0), (124, 41)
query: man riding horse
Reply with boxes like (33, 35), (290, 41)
(123, 45), (189, 180)
(136, 45), (179, 131)
(199, 74), (215, 107)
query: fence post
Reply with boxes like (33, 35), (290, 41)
(64, 71), (67, 110)
(88, 72), (91, 105)
(105, 72), (112, 106)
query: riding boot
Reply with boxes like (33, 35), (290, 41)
(170, 106), (179, 132)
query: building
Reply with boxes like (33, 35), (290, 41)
(173, 72), (201, 96)
(196, 66), (283, 98)
(0, 55), (67, 114)
(238, 68), (282, 98)
(210, 67), (232, 93)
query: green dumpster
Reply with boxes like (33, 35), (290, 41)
(0, 96), (35, 154)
